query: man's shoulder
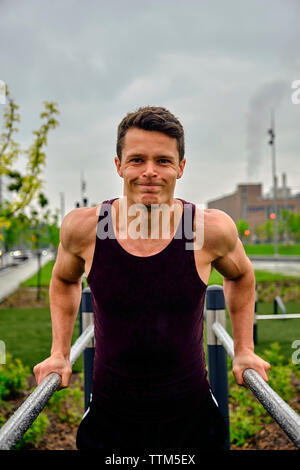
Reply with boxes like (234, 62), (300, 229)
(195, 207), (238, 257)
(60, 205), (101, 254)
(203, 208), (235, 227)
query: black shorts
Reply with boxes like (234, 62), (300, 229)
(76, 391), (228, 452)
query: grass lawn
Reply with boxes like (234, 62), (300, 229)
(208, 267), (300, 285)
(225, 307), (300, 364)
(244, 244), (300, 256)
(0, 306), (82, 372)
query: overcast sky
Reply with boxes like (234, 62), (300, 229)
(1, 0), (300, 218)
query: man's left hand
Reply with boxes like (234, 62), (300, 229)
(232, 351), (271, 386)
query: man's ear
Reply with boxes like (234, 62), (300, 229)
(177, 158), (186, 179)
(114, 156), (123, 177)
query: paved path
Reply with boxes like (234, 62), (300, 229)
(250, 258), (300, 277)
(0, 253), (55, 303)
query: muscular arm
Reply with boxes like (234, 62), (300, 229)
(49, 243), (84, 360)
(210, 211), (270, 385)
(34, 209), (86, 388)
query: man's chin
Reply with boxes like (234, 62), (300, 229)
(140, 194), (161, 208)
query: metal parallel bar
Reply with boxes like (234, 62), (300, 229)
(0, 324), (94, 450)
(212, 321), (300, 449)
(211, 322), (234, 360)
(256, 314), (300, 320)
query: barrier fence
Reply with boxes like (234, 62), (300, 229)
(0, 285), (299, 450)
(254, 291), (300, 344)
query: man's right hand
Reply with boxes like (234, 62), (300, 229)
(33, 355), (72, 389)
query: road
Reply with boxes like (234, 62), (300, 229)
(0, 253), (55, 303)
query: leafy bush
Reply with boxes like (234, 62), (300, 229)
(46, 375), (84, 424)
(228, 372), (271, 446)
(14, 413), (49, 450)
(0, 413), (5, 427)
(260, 343), (296, 401)
(0, 354), (49, 449)
(229, 407), (263, 446)
(229, 342), (296, 446)
(0, 354), (30, 403)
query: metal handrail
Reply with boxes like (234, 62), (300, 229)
(0, 324), (94, 450)
(212, 321), (300, 449)
(256, 313), (300, 320)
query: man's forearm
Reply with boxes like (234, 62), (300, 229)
(49, 274), (82, 359)
(223, 268), (256, 355)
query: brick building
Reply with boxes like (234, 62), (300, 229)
(206, 174), (300, 242)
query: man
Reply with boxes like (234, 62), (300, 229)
(34, 106), (270, 452)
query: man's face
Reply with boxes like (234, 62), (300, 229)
(114, 128), (186, 206)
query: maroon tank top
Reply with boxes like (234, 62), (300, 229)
(87, 198), (210, 423)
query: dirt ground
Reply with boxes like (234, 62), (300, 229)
(36, 413), (299, 451)
(35, 417), (300, 451)
(0, 286), (50, 309)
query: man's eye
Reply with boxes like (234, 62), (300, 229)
(131, 158), (142, 163)
(159, 159), (170, 163)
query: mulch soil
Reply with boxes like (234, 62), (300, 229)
(0, 286), (50, 309)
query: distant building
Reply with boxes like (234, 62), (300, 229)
(206, 173), (300, 242)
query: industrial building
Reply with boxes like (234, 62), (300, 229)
(206, 173), (300, 242)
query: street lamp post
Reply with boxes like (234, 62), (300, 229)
(268, 111), (278, 257)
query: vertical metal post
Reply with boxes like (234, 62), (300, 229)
(206, 284), (230, 450)
(274, 297), (278, 315)
(268, 111), (278, 257)
(79, 286), (95, 411)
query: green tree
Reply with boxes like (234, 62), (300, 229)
(2, 213), (31, 251)
(236, 219), (250, 242)
(255, 223), (267, 243)
(286, 212), (300, 242)
(41, 209), (60, 253)
(254, 209), (300, 243)
(25, 194), (60, 300)
(0, 85), (59, 236)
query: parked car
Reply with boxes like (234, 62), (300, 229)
(9, 250), (31, 262)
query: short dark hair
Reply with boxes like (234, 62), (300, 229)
(116, 106), (185, 162)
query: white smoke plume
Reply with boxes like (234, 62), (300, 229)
(246, 80), (288, 180)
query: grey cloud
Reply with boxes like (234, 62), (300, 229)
(1, 0), (300, 213)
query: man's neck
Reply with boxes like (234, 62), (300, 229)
(113, 196), (183, 241)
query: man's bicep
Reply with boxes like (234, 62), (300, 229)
(212, 238), (253, 280)
(52, 242), (85, 284)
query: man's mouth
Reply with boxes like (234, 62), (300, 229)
(136, 183), (162, 187)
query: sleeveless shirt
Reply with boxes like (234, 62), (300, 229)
(87, 198), (210, 423)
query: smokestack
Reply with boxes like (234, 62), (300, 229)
(282, 172), (286, 188)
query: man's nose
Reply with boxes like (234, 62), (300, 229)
(142, 161), (158, 177)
